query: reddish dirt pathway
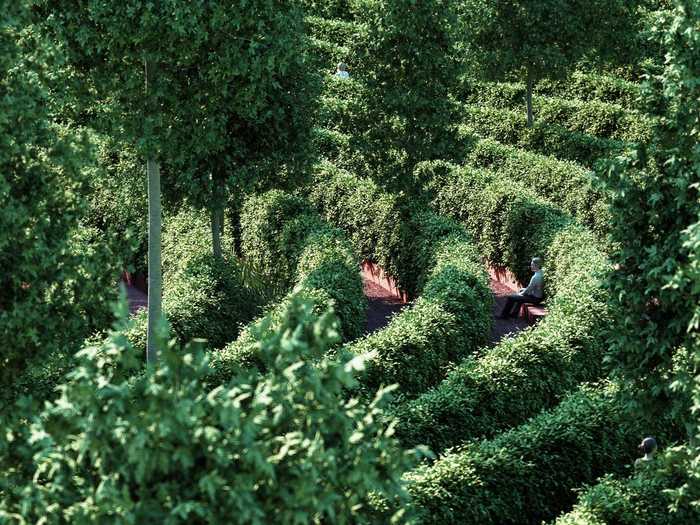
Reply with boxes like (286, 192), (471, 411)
(124, 283), (147, 315)
(489, 277), (529, 344)
(363, 276), (405, 334)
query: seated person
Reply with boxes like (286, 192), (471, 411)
(334, 62), (350, 79)
(498, 257), (544, 319)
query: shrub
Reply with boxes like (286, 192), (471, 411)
(213, 190), (365, 380)
(124, 209), (260, 355)
(299, 0), (354, 19)
(552, 472), (698, 525)
(0, 296), (418, 524)
(460, 105), (626, 167)
(395, 164), (610, 452)
(458, 80), (653, 143)
(536, 71), (642, 108)
(406, 384), (656, 525)
(454, 139), (611, 238)
(0, 7), (119, 389)
(310, 164), (491, 398)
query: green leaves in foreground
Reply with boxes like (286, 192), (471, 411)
(0, 296), (419, 524)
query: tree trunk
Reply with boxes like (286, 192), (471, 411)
(526, 70), (534, 128)
(211, 176), (224, 261)
(145, 60), (162, 364)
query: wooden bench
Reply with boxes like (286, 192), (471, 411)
(489, 264), (547, 325)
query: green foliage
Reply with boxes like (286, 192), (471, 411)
(600, 0), (700, 414)
(460, 105), (626, 167)
(0, 3), (119, 389)
(455, 139), (611, 237)
(459, 81), (654, 144)
(458, 0), (639, 88)
(347, 0), (462, 190)
(214, 190), (365, 379)
(86, 134), (148, 274)
(406, 384), (656, 525)
(0, 297), (418, 524)
(395, 163), (610, 452)
(553, 472), (698, 524)
(309, 162), (407, 286)
(310, 164), (491, 397)
(125, 209), (260, 355)
(300, 0), (354, 19)
(535, 70), (643, 109)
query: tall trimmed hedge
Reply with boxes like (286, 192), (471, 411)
(458, 80), (653, 144)
(460, 105), (626, 167)
(406, 384), (654, 525)
(448, 139), (611, 238)
(125, 209), (260, 355)
(552, 472), (699, 525)
(395, 163), (610, 452)
(212, 190), (365, 380)
(310, 163), (492, 398)
(536, 70), (642, 108)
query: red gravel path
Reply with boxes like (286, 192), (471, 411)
(489, 277), (529, 344)
(363, 276), (405, 334)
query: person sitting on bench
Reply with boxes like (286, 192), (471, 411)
(498, 257), (544, 319)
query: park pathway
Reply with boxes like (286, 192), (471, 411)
(123, 272), (527, 343)
(489, 276), (529, 344)
(362, 274), (406, 334)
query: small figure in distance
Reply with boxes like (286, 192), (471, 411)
(334, 62), (350, 79)
(497, 257), (544, 319)
(634, 436), (657, 468)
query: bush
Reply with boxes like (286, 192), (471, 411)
(125, 208), (260, 355)
(458, 80), (653, 143)
(0, 7), (119, 389)
(552, 472), (698, 525)
(460, 105), (626, 167)
(213, 190), (365, 380)
(536, 70), (642, 108)
(454, 139), (611, 238)
(395, 164), (610, 452)
(406, 384), (655, 525)
(0, 296), (418, 524)
(310, 164), (491, 398)
(299, 0), (354, 19)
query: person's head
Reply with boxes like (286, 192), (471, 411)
(530, 257), (543, 271)
(337, 62), (347, 72)
(639, 436), (657, 455)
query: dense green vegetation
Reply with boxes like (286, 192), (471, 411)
(2, 0), (699, 523)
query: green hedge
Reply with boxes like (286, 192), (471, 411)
(125, 209), (261, 354)
(395, 163), (610, 452)
(536, 70), (642, 108)
(310, 164), (492, 398)
(212, 190), (365, 381)
(406, 384), (653, 525)
(300, 0), (354, 20)
(460, 105), (626, 167)
(552, 472), (698, 525)
(451, 139), (611, 237)
(458, 80), (653, 144)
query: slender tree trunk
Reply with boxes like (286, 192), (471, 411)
(145, 59), (162, 364)
(211, 175), (224, 261)
(526, 69), (534, 128)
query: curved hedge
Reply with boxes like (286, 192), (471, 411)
(460, 105), (626, 167)
(458, 80), (653, 144)
(309, 163), (492, 398)
(406, 383), (653, 525)
(126, 209), (261, 353)
(449, 138), (611, 238)
(395, 163), (610, 452)
(552, 472), (697, 525)
(211, 190), (366, 380)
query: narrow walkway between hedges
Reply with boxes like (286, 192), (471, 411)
(489, 277), (529, 344)
(125, 283), (147, 315)
(363, 275), (405, 335)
